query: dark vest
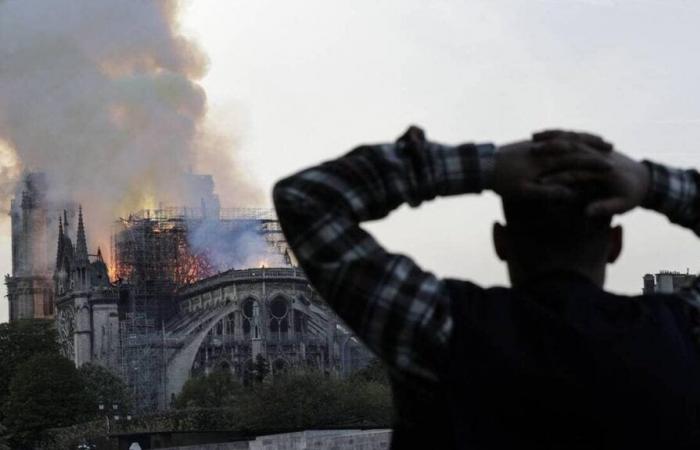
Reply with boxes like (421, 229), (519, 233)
(389, 275), (700, 449)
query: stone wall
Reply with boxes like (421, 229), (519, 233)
(158, 429), (392, 450)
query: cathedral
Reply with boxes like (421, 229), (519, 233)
(7, 172), (372, 411)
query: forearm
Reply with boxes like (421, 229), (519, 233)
(274, 126), (494, 224)
(272, 126), (494, 294)
(273, 126), (493, 380)
(642, 161), (700, 236)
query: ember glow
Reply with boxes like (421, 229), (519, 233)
(111, 207), (291, 287)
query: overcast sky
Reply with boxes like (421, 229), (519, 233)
(1, 0), (699, 322)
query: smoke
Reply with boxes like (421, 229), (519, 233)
(188, 219), (287, 272)
(0, 0), (261, 256)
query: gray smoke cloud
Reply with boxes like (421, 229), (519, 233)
(0, 0), (261, 258)
(188, 219), (287, 272)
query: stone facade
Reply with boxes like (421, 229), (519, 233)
(167, 268), (369, 391)
(54, 208), (120, 369)
(155, 429), (392, 450)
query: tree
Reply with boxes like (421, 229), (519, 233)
(350, 358), (390, 385)
(237, 370), (393, 430)
(173, 369), (242, 409)
(78, 363), (131, 415)
(0, 320), (59, 412)
(0, 423), (10, 450)
(2, 354), (91, 449)
(243, 354), (270, 385)
(253, 354), (270, 384)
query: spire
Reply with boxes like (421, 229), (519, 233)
(75, 205), (88, 264)
(55, 216), (64, 270)
(63, 209), (69, 230)
(96, 246), (103, 262)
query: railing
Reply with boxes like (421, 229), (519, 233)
(127, 207), (277, 222)
(178, 267), (309, 298)
(199, 333), (327, 347)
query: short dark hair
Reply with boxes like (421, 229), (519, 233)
(501, 198), (613, 265)
(502, 198), (611, 240)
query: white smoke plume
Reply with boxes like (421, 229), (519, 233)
(0, 0), (261, 259)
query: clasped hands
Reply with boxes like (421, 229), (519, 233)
(493, 130), (651, 217)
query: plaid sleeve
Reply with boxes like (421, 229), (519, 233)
(273, 126), (494, 382)
(642, 160), (700, 311)
(642, 161), (700, 236)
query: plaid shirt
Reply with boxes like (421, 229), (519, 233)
(642, 160), (700, 310)
(273, 127), (700, 385)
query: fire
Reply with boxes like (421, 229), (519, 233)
(107, 263), (118, 282)
(112, 214), (217, 287)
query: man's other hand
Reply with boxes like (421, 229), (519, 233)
(492, 139), (612, 202)
(533, 130), (651, 217)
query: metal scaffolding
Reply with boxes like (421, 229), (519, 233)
(111, 207), (292, 411)
(128, 207), (276, 222)
(111, 208), (290, 288)
(118, 311), (165, 412)
(111, 214), (216, 287)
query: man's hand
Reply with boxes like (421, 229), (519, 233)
(533, 130), (651, 217)
(492, 139), (612, 202)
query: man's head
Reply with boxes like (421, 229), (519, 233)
(493, 197), (622, 287)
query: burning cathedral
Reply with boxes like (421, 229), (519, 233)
(6, 172), (371, 411)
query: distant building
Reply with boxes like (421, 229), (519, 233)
(643, 271), (697, 295)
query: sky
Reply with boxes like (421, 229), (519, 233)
(1, 0), (699, 322)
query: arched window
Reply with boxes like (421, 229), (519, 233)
(294, 312), (306, 333)
(242, 298), (260, 339)
(224, 312), (235, 335)
(268, 296), (289, 340)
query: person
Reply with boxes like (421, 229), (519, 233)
(272, 126), (700, 448)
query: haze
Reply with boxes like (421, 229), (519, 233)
(2, 0), (698, 322)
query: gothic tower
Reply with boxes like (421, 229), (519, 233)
(5, 173), (54, 320)
(54, 206), (119, 369)
(72, 207), (93, 366)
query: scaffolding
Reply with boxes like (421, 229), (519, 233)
(111, 207), (290, 288)
(128, 207), (276, 222)
(112, 207), (294, 411)
(119, 311), (165, 412)
(112, 214), (216, 287)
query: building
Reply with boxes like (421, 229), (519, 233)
(50, 204), (370, 411)
(5, 172), (76, 321)
(642, 271), (697, 294)
(176, 266), (368, 383)
(54, 207), (120, 369)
